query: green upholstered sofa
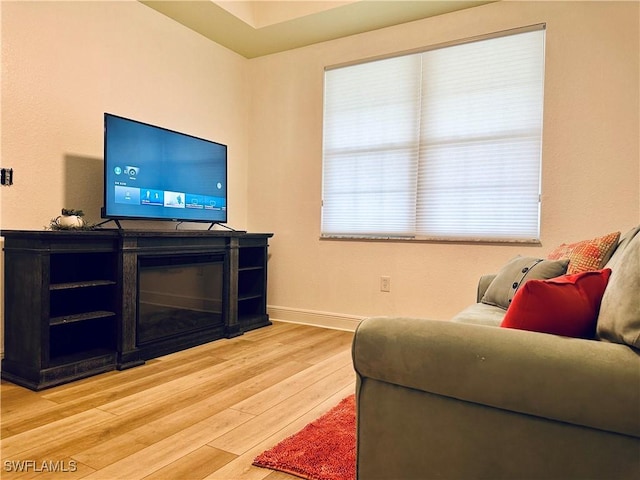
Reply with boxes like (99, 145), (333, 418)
(353, 226), (640, 480)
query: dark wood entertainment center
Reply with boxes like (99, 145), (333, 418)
(1, 229), (273, 390)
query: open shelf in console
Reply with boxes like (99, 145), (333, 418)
(237, 241), (270, 331)
(47, 250), (118, 367)
(50, 251), (116, 284)
(50, 283), (117, 321)
(239, 245), (269, 269)
(49, 316), (117, 362)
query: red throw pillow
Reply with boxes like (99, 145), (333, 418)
(500, 269), (612, 338)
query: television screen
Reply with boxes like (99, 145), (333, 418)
(103, 113), (227, 224)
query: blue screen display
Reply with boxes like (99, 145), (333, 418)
(103, 114), (227, 223)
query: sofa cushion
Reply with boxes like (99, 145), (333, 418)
(481, 256), (569, 310)
(451, 302), (506, 326)
(547, 231), (620, 274)
(597, 231), (640, 348)
(501, 269), (611, 338)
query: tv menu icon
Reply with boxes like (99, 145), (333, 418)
(204, 196), (226, 210)
(164, 191), (186, 209)
(114, 185), (140, 205)
(125, 166), (140, 178)
(141, 189), (164, 206)
(185, 194), (205, 209)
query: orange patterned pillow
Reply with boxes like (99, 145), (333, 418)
(547, 231), (620, 274)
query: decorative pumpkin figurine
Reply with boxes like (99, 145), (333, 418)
(52, 208), (87, 229)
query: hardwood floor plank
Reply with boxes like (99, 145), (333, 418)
(71, 436), (150, 472)
(237, 322), (305, 343)
(68, 360), (310, 470)
(80, 409), (254, 479)
(97, 344), (301, 417)
(205, 383), (355, 480)
(1, 408), (117, 459)
(131, 360), (310, 446)
(291, 330), (354, 364)
(0, 391), (62, 438)
(1, 322), (355, 480)
(231, 349), (353, 415)
(209, 363), (355, 455)
(3, 357), (223, 437)
(265, 472), (300, 480)
(265, 324), (340, 347)
(141, 446), (236, 480)
(40, 356), (218, 405)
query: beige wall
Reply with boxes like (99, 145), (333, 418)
(1, 0), (250, 230)
(0, 1), (638, 354)
(248, 0), (640, 326)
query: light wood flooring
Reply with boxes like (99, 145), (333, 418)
(0, 321), (356, 479)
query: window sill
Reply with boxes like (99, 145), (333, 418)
(319, 235), (542, 246)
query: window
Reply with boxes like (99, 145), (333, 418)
(321, 26), (545, 242)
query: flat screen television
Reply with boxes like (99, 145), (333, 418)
(102, 113), (227, 225)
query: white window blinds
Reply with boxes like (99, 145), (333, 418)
(322, 27), (545, 241)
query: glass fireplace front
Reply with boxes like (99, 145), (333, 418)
(137, 254), (225, 346)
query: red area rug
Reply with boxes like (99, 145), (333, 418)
(253, 394), (356, 480)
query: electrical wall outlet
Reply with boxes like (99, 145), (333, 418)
(380, 276), (391, 292)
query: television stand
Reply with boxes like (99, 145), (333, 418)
(95, 218), (123, 229)
(1, 229), (273, 390)
(207, 222), (245, 232)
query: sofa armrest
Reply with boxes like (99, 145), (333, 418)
(353, 317), (640, 438)
(477, 274), (496, 302)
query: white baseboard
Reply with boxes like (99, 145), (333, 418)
(267, 305), (365, 332)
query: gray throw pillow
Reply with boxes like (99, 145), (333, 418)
(596, 231), (640, 348)
(481, 256), (569, 310)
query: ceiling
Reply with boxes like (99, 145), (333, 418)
(140, 1), (494, 58)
